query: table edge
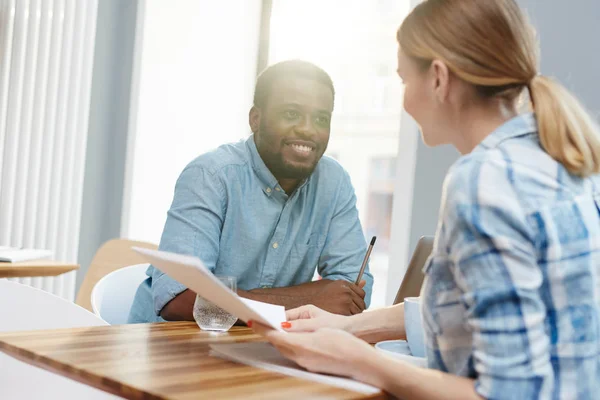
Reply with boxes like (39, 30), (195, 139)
(0, 264), (79, 278)
(0, 341), (162, 400)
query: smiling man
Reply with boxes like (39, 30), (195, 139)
(128, 60), (373, 323)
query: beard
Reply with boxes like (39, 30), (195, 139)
(256, 122), (324, 180)
(262, 152), (316, 180)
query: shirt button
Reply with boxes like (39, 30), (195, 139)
(275, 187), (281, 192)
(272, 242), (279, 249)
(266, 187), (272, 193)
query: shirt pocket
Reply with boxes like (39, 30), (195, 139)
(292, 233), (326, 270)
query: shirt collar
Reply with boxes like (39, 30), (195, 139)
(245, 135), (311, 196)
(475, 112), (537, 151)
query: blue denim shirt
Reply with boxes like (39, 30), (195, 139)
(422, 113), (600, 399)
(128, 136), (373, 323)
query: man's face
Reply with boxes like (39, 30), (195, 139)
(251, 76), (334, 180)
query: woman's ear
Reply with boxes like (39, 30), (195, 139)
(249, 106), (260, 134)
(431, 60), (450, 103)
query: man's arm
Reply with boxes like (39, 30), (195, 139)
(152, 164), (224, 321)
(241, 278), (366, 313)
(160, 279), (367, 321)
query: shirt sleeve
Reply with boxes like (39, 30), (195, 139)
(317, 170), (373, 307)
(150, 164), (226, 316)
(441, 157), (553, 399)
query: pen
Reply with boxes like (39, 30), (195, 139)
(355, 236), (376, 285)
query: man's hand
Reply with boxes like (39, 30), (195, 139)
(243, 279), (367, 316)
(308, 279), (366, 315)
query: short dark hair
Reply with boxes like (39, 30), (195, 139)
(253, 60), (335, 108)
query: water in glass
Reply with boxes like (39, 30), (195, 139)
(193, 275), (238, 332)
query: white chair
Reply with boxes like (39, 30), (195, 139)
(76, 239), (157, 312)
(0, 280), (121, 399)
(91, 263), (150, 325)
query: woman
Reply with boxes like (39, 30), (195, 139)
(250, 0), (600, 398)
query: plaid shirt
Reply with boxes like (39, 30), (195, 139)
(422, 113), (600, 399)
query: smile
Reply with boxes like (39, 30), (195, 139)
(289, 143), (314, 154)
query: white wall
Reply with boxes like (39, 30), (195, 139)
(121, 0), (263, 243)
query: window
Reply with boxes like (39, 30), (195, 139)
(267, 0), (410, 307)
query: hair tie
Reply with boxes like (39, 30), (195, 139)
(529, 72), (541, 84)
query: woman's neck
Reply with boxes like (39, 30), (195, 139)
(451, 99), (519, 155)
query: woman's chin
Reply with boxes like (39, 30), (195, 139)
(420, 130), (436, 147)
(419, 127), (449, 148)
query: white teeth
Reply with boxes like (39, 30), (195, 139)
(290, 144), (313, 153)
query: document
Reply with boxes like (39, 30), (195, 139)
(210, 342), (380, 395)
(0, 247), (53, 263)
(133, 247), (286, 331)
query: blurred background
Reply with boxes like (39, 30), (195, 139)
(0, 0), (598, 307)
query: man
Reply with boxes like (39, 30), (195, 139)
(128, 60), (373, 323)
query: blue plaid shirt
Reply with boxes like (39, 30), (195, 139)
(422, 113), (600, 399)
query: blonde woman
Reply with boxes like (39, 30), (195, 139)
(250, 0), (600, 398)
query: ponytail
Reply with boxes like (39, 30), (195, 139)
(529, 75), (600, 177)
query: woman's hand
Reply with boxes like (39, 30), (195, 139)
(282, 304), (352, 332)
(253, 323), (380, 385)
(250, 320), (482, 400)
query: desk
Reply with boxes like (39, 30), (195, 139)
(0, 260), (79, 278)
(0, 322), (386, 400)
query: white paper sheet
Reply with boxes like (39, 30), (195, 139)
(133, 247), (286, 331)
(210, 342), (381, 395)
(0, 247), (53, 263)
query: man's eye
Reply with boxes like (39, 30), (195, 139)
(315, 116), (330, 126)
(283, 110), (300, 119)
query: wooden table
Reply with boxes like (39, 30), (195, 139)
(0, 260), (79, 278)
(0, 322), (387, 400)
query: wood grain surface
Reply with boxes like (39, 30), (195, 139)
(0, 322), (387, 400)
(0, 260), (79, 278)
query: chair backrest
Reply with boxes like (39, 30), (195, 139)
(76, 238), (157, 312)
(91, 264), (150, 325)
(393, 236), (435, 305)
(0, 280), (118, 399)
(0, 279), (108, 332)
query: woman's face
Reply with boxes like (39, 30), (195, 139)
(397, 49), (453, 147)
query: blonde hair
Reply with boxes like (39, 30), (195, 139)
(398, 0), (600, 176)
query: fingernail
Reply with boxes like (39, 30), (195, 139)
(247, 321), (253, 328)
(281, 322), (291, 329)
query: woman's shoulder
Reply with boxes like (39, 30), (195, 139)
(444, 141), (588, 215)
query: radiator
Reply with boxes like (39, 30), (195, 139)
(0, 0), (98, 300)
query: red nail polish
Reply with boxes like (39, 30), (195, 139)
(281, 322), (291, 329)
(247, 321), (253, 328)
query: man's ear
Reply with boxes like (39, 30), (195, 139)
(249, 106), (260, 134)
